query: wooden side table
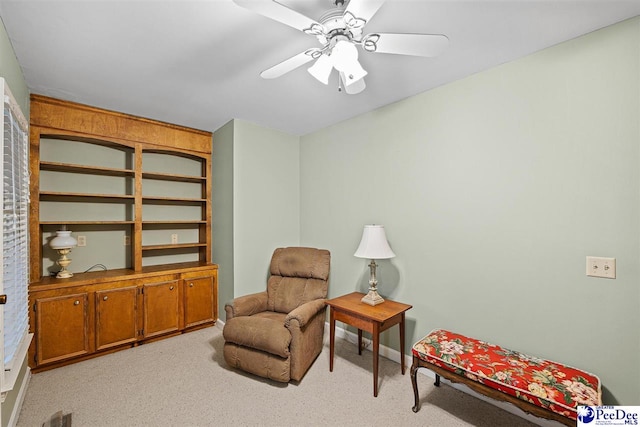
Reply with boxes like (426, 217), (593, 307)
(326, 292), (412, 397)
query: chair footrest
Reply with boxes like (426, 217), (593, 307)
(223, 315), (291, 358)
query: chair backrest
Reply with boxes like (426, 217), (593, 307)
(266, 247), (330, 314)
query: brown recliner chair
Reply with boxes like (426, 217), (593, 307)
(223, 247), (330, 382)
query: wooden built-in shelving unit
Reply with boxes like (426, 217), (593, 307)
(28, 95), (218, 371)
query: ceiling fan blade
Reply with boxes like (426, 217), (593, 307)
(233, 0), (321, 32)
(344, 0), (385, 23)
(260, 50), (316, 79)
(365, 33), (449, 57)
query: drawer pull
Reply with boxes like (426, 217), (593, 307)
(189, 282), (194, 287)
(74, 300), (80, 306)
(103, 296), (108, 301)
(169, 286), (174, 291)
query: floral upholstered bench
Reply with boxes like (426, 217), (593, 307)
(410, 329), (602, 426)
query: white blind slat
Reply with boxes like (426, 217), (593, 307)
(1, 79), (30, 370)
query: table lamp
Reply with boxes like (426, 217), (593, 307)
(354, 224), (396, 306)
(50, 226), (78, 278)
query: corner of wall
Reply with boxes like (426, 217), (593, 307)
(212, 119), (235, 318)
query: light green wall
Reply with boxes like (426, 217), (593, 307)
(300, 17), (640, 405)
(0, 16), (29, 427)
(214, 119), (300, 307)
(0, 16), (28, 115)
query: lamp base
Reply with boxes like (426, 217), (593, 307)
(361, 289), (384, 306)
(55, 248), (74, 279)
(56, 270), (73, 279)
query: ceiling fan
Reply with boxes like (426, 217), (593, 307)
(233, 0), (449, 94)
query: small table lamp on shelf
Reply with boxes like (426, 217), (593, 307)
(50, 227), (78, 278)
(354, 224), (396, 306)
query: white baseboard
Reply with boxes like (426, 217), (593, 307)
(325, 321), (562, 427)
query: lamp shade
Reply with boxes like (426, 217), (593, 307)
(354, 225), (395, 259)
(332, 41), (367, 87)
(308, 53), (333, 85)
(50, 230), (78, 249)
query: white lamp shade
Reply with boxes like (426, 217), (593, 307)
(340, 62), (367, 87)
(354, 225), (395, 259)
(50, 230), (78, 249)
(332, 41), (367, 86)
(341, 72), (366, 94)
(308, 54), (333, 85)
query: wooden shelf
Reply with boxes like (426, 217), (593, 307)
(30, 261), (216, 291)
(142, 220), (206, 225)
(142, 171), (205, 183)
(41, 221), (135, 225)
(40, 161), (134, 177)
(142, 242), (207, 251)
(40, 191), (135, 202)
(141, 196), (206, 204)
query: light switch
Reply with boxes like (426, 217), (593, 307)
(586, 256), (616, 279)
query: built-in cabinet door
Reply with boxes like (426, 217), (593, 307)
(35, 293), (90, 365)
(183, 271), (216, 329)
(95, 285), (138, 351)
(143, 277), (180, 339)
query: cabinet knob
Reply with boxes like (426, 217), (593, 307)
(189, 282), (194, 287)
(0, 294), (6, 304)
(103, 296), (108, 301)
(74, 300), (80, 306)
(169, 286), (174, 291)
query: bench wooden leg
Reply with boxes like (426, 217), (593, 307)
(411, 358), (420, 413)
(411, 356), (442, 413)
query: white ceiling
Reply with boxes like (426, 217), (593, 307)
(1, 0), (639, 136)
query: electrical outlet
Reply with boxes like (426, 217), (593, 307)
(124, 235), (130, 246)
(586, 256), (616, 279)
(77, 235), (86, 247)
(171, 234), (178, 244)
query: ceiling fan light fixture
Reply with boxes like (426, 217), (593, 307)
(232, 0), (449, 95)
(341, 60), (367, 86)
(340, 72), (366, 94)
(331, 40), (367, 86)
(331, 40), (356, 71)
(308, 53), (333, 85)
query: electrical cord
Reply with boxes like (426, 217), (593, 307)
(84, 264), (107, 273)
(50, 263), (108, 276)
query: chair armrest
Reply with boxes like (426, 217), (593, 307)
(225, 291), (268, 320)
(285, 299), (327, 329)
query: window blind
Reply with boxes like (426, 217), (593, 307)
(1, 78), (29, 373)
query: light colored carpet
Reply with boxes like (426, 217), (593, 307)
(17, 324), (546, 426)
